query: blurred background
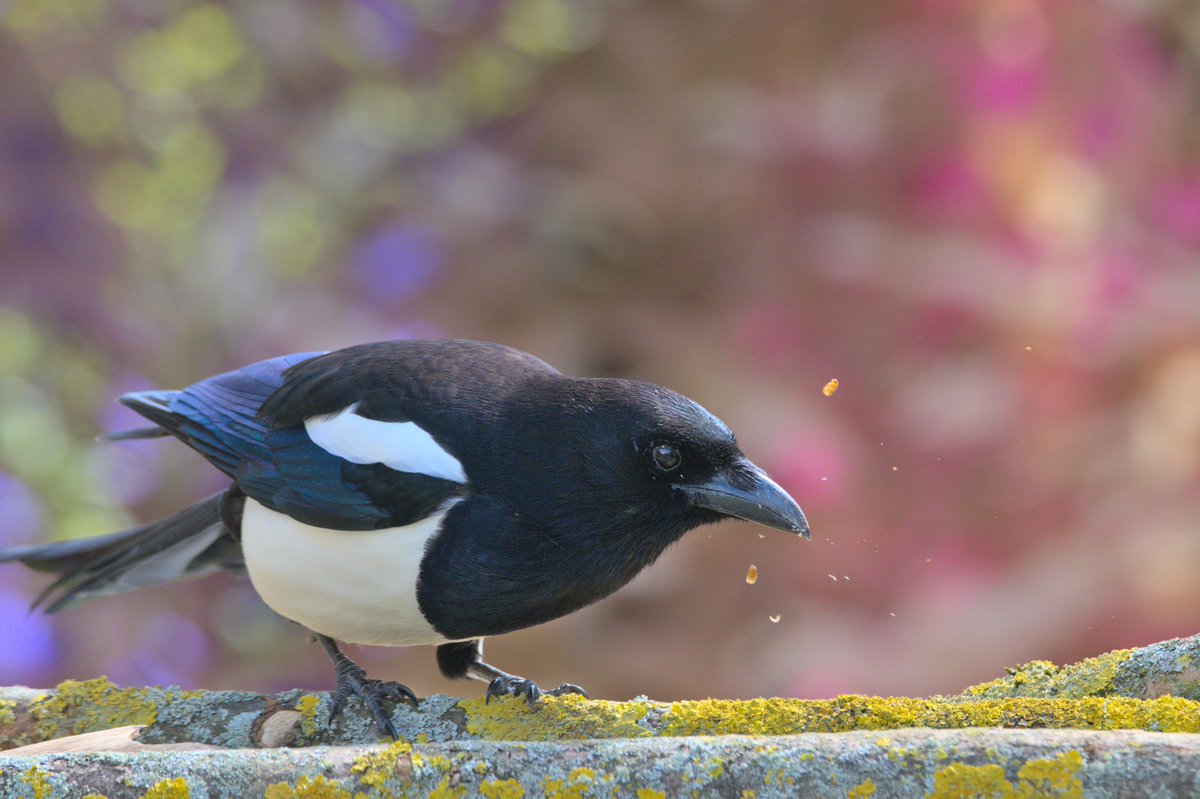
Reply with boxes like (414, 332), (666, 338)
(1, 0), (1199, 703)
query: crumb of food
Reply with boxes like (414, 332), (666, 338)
(769, 614), (781, 623)
(746, 564), (758, 585)
(823, 378), (839, 396)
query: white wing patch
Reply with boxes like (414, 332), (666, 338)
(304, 404), (467, 483)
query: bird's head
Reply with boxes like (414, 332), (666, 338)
(555, 378), (810, 541)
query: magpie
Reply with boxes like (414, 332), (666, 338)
(0, 339), (808, 738)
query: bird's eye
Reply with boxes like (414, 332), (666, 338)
(651, 443), (682, 471)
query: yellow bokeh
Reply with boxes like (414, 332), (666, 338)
(55, 74), (126, 145)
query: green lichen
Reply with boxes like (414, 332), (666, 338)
(961, 649), (1136, 700)
(141, 778), (190, 799)
(462, 693), (651, 740)
(926, 751), (1083, 799)
(263, 775), (353, 799)
(479, 779), (525, 799)
(29, 678), (160, 740)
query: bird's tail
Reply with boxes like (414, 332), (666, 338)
(96, 390), (179, 442)
(0, 492), (243, 613)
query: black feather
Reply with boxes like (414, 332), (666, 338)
(97, 427), (170, 442)
(0, 493), (239, 613)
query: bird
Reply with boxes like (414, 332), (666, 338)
(0, 339), (809, 738)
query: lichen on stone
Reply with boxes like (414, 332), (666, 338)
(543, 767), (598, 799)
(461, 693), (651, 741)
(479, 779), (525, 799)
(141, 778), (191, 799)
(960, 649), (1136, 700)
(846, 778), (876, 798)
(29, 678), (160, 740)
(21, 765), (54, 799)
(350, 739), (414, 790)
(295, 695), (323, 742)
(926, 750), (1083, 799)
(0, 700), (15, 728)
(263, 775), (353, 799)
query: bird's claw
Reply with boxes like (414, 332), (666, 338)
(329, 659), (418, 739)
(485, 676), (588, 707)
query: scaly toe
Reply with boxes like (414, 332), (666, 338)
(549, 683), (588, 699)
(328, 664), (417, 739)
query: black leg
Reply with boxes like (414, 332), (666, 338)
(435, 639), (588, 707)
(316, 634), (417, 739)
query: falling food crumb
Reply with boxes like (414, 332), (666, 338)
(1025, 346), (1033, 351)
(769, 614), (781, 623)
(843, 575), (850, 581)
(757, 533), (765, 539)
(822, 378), (839, 397)
(828, 574), (838, 581)
(889, 612), (896, 617)
(891, 466), (898, 471)
(746, 564), (758, 584)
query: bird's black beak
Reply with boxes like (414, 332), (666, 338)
(681, 459), (810, 538)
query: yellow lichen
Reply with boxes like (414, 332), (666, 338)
(740, 791), (756, 799)
(480, 779), (526, 799)
(847, 779), (876, 798)
(428, 775), (466, 799)
(1015, 751), (1084, 798)
(295, 695), (322, 740)
(141, 778), (190, 799)
(658, 695), (1200, 737)
(636, 789), (667, 799)
(926, 751), (1083, 799)
(0, 698), (15, 726)
(30, 677), (160, 739)
(544, 767), (597, 799)
(462, 693), (651, 741)
(351, 740), (414, 790)
(22, 765), (54, 799)
(928, 763), (1012, 799)
(263, 775), (353, 799)
(961, 649), (1136, 700)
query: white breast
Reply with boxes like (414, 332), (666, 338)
(240, 499), (456, 646)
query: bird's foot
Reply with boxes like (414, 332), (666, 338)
(485, 675), (588, 707)
(328, 657), (418, 739)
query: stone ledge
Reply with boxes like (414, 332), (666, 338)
(4, 635), (1200, 797)
(3, 728), (1200, 799)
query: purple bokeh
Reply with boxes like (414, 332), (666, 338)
(350, 221), (443, 306)
(0, 588), (56, 682)
(0, 472), (42, 546)
(131, 611), (210, 688)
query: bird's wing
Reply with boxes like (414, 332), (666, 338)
(118, 351), (467, 531)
